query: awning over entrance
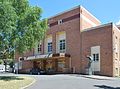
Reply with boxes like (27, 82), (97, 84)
(18, 53), (71, 74)
(52, 53), (70, 58)
(19, 53), (70, 61)
(27, 54), (52, 60)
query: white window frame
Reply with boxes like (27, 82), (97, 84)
(91, 46), (100, 72)
(58, 19), (63, 25)
(93, 53), (99, 61)
(37, 43), (42, 54)
(59, 39), (66, 53)
(48, 42), (52, 53)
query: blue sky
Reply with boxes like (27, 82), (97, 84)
(29, 0), (120, 24)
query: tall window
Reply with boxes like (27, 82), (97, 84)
(93, 54), (99, 61)
(38, 44), (42, 54)
(59, 39), (65, 53)
(48, 42), (52, 53)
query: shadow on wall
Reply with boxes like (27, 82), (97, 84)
(0, 76), (24, 81)
(94, 85), (120, 89)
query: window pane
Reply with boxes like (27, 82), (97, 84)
(59, 39), (66, 52)
(63, 43), (65, 49)
(38, 44), (41, 53)
(60, 45), (62, 50)
(96, 54), (99, 61)
(48, 42), (52, 53)
(40, 45), (42, 51)
(63, 40), (65, 42)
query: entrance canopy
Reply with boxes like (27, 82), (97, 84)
(19, 53), (70, 61)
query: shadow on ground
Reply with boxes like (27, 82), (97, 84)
(0, 76), (24, 81)
(94, 85), (120, 89)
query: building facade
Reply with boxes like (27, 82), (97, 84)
(15, 6), (120, 77)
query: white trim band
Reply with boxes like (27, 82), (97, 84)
(81, 14), (97, 26)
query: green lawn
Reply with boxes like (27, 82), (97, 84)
(0, 76), (35, 89)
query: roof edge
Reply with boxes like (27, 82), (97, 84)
(113, 23), (120, 32)
(48, 5), (101, 24)
(81, 22), (112, 32)
(48, 5), (80, 19)
(80, 6), (101, 23)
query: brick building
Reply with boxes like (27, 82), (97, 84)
(15, 6), (120, 77)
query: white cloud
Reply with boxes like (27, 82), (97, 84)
(116, 20), (120, 25)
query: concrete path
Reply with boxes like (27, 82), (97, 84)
(27, 74), (120, 89)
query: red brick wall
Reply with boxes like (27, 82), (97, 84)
(112, 25), (120, 76)
(48, 7), (80, 25)
(15, 6), (117, 76)
(19, 60), (33, 73)
(47, 7), (81, 73)
(15, 49), (34, 62)
(81, 23), (113, 76)
(46, 6), (102, 73)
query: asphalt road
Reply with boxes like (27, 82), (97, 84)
(27, 74), (120, 89)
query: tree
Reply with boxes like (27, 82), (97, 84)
(0, 60), (3, 64)
(0, 0), (17, 71)
(0, 0), (47, 71)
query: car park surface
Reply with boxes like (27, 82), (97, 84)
(27, 74), (120, 89)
